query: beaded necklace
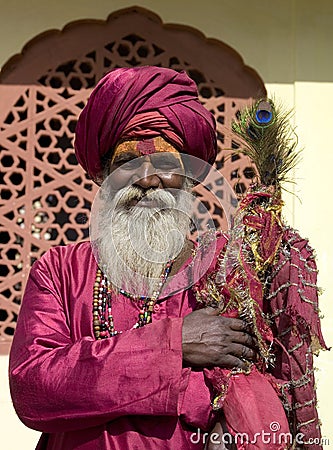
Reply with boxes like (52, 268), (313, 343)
(93, 260), (174, 339)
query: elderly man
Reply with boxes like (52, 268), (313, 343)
(9, 67), (255, 449)
(9, 67), (325, 450)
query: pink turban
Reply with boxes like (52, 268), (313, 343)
(74, 66), (217, 181)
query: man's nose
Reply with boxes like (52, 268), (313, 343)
(132, 160), (161, 189)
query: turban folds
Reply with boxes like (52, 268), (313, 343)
(74, 66), (217, 181)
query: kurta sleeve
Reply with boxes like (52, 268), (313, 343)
(9, 246), (186, 433)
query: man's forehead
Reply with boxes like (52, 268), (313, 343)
(113, 136), (180, 158)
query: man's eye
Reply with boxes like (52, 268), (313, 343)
(153, 158), (181, 170)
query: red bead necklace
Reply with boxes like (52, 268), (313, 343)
(93, 260), (174, 339)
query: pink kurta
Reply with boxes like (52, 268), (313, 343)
(9, 230), (324, 449)
(9, 241), (218, 450)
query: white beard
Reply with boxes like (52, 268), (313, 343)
(93, 181), (193, 297)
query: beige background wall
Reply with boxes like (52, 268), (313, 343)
(0, 1), (332, 448)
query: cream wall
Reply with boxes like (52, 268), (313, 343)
(0, 1), (332, 448)
(0, 355), (41, 449)
(293, 82), (333, 447)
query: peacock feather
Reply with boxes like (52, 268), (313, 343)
(231, 99), (300, 188)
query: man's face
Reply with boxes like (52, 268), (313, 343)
(106, 136), (185, 205)
(93, 136), (192, 295)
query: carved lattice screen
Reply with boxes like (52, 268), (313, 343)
(0, 7), (266, 353)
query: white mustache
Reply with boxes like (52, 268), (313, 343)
(114, 186), (177, 210)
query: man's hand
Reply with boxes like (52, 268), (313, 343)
(182, 307), (256, 370)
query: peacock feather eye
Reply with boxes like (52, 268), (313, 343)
(255, 100), (274, 126)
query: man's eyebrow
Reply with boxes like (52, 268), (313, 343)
(151, 153), (183, 166)
(112, 151), (139, 164)
(152, 153), (179, 161)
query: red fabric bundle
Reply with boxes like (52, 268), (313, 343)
(195, 189), (327, 449)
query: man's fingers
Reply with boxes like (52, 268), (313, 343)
(220, 354), (252, 371)
(222, 317), (247, 331)
(230, 343), (256, 361)
(239, 331), (256, 348)
(229, 330), (257, 350)
(182, 309), (259, 369)
(197, 306), (222, 316)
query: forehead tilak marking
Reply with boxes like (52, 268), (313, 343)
(137, 139), (158, 155)
(112, 137), (180, 162)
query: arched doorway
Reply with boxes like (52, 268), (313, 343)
(0, 6), (266, 352)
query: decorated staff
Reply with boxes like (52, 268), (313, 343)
(194, 99), (327, 449)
